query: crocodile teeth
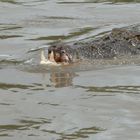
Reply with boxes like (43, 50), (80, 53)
(40, 50), (60, 66)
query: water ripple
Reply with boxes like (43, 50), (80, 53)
(0, 118), (51, 137)
(0, 35), (22, 40)
(77, 85), (140, 94)
(58, 0), (140, 4)
(0, 82), (33, 90)
(0, 0), (17, 4)
(42, 126), (104, 140)
(30, 27), (93, 41)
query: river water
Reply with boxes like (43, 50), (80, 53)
(0, 0), (140, 140)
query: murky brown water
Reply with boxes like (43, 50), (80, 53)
(0, 0), (140, 140)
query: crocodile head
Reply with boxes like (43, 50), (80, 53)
(48, 43), (73, 64)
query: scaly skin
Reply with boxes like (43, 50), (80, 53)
(48, 24), (140, 63)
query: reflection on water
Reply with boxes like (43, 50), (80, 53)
(50, 71), (76, 88)
(0, 69), (76, 90)
(33, 71), (76, 89)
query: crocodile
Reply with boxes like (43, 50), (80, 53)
(41, 24), (140, 65)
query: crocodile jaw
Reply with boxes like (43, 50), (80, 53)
(40, 49), (60, 66)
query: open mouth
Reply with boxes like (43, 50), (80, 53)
(40, 49), (72, 66)
(47, 45), (73, 63)
(49, 50), (72, 63)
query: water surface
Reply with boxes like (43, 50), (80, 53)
(0, 0), (140, 140)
